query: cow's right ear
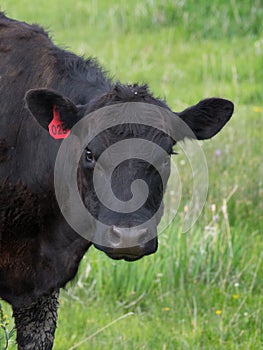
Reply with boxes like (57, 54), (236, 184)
(25, 89), (79, 132)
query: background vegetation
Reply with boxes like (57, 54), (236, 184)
(0, 1), (262, 349)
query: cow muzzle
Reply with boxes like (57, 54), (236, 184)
(93, 225), (158, 261)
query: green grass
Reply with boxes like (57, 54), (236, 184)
(0, 1), (262, 349)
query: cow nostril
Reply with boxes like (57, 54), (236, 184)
(138, 228), (149, 245)
(109, 226), (121, 246)
(108, 226), (151, 248)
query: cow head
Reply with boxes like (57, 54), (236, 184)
(26, 84), (234, 261)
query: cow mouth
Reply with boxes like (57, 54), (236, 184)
(96, 246), (147, 262)
(106, 252), (145, 262)
(94, 240), (158, 262)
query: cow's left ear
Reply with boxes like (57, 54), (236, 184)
(25, 88), (79, 132)
(177, 98), (234, 140)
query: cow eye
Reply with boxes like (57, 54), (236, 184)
(163, 156), (170, 166)
(85, 149), (94, 163)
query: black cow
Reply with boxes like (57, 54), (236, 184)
(0, 13), (234, 350)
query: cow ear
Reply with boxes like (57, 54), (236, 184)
(177, 98), (234, 140)
(25, 89), (79, 132)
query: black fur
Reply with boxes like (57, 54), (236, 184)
(0, 13), (233, 349)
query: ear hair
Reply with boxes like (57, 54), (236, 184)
(25, 89), (78, 130)
(177, 98), (234, 140)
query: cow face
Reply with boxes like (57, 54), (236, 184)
(77, 123), (174, 261)
(26, 84), (234, 261)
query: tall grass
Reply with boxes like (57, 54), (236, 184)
(0, 0), (262, 349)
(2, 0), (263, 39)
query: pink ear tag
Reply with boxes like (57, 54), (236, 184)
(48, 106), (70, 139)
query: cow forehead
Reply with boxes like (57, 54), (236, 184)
(86, 124), (174, 156)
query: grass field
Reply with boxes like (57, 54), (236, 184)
(0, 1), (262, 349)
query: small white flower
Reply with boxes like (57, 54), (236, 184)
(180, 159), (186, 166)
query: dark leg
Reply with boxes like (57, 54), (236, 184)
(12, 290), (59, 350)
